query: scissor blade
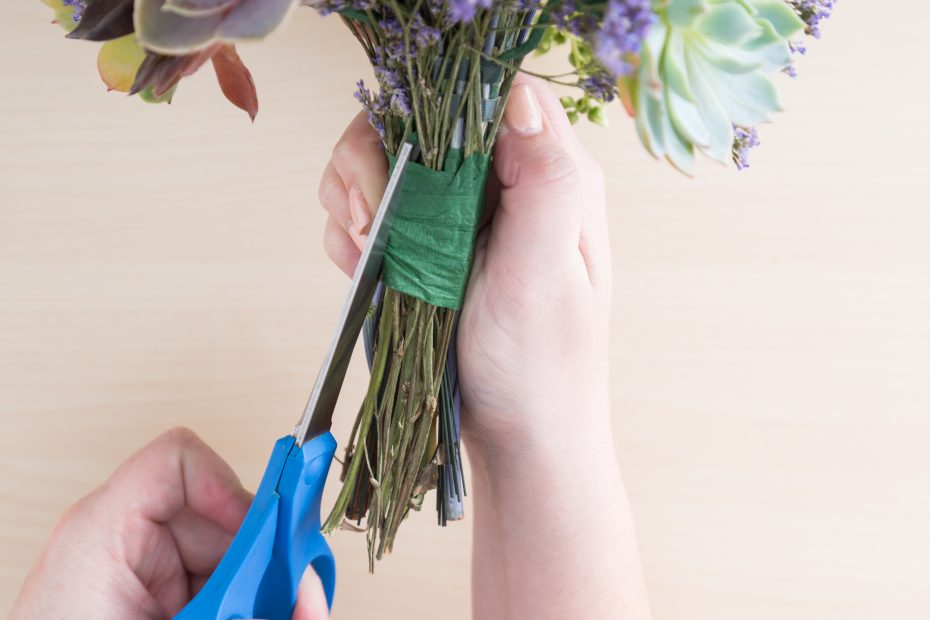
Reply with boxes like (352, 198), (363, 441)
(294, 142), (414, 445)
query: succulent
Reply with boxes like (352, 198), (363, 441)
(619, 0), (806, 173)
(44, 0), (268, 118)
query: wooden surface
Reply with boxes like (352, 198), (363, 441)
(2, 3), (929, 618)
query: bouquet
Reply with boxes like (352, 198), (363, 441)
(44, 0), (834, 567)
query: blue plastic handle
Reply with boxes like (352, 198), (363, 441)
(174, 433), (337, 620)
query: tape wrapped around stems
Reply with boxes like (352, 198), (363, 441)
(383, 148), (491, 310)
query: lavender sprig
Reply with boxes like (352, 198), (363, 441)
(788, 0), (836, 39)
(732, 126), (760, 171)
(62, 0), (88, 23)
(594, 0), (655, 77)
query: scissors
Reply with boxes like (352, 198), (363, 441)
(174, 141), (415, 620)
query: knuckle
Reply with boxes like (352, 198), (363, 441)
(160, 426), (199, 449)
(317, 172), (344, 212)
(331, 137), (365, 172)
(526, 145), (582, 193)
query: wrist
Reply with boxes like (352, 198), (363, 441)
(463, 400), (617, 482)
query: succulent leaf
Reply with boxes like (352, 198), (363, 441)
(135, 0), (298, 55)
(139, 84), (177, 103)
(212, 44), (259, 120)
(163, 0), (239, 18)
(130, 45), (218, 96)
(134, 0), (225, 54)
(667, 0), (708, 28)
(750, 0), (806, 37)
(215, 0), (298, 40)
(67, 0), (134, 41)
(97, 34), (146, 91)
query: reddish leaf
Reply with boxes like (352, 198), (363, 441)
(211, 44), (259, 121)
(130, 45), (218, 97)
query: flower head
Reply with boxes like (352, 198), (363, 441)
(732, 126), (760, 170)
(62, 0), (87, 23)
(447, 0), (491, 24)
(594, 0), (655, 77)
(789, 0), (836, 39)
(579, 72), (616, 103)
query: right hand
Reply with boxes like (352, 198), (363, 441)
(10, 427), (330, 620)
(319, 74), (614, 458)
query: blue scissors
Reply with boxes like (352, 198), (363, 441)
(174, 142), (415, 620)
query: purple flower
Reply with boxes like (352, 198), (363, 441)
(594, 0), (656, 77)
(375, 64), (411, 115)
(62, 0), (87, 23)
(789, 0), (836, 39)
(447, 0), (491, 23)
(732, 126), (760, 171)
(579, 72), (616, 103)
(378, 17), (407, 61)
(354, 79), (387, 138)
(411, 13), (441, 50)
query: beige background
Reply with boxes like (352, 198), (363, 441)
(2, 2), (929, 618)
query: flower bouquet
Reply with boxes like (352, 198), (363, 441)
(44, 0), (834, 567)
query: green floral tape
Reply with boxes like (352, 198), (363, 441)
(384, 150), (491, 310)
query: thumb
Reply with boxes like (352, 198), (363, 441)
(291, 567), (330, 620)
(488, 77), (586, 280)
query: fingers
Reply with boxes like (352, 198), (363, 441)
(99, 427), (252, 535)
(291, 567), (330, 620)
(323, 215), (361, 277)
(488, 74), (611, 290)
(319, 111), (388, 263)
(167, 506), (236, 577)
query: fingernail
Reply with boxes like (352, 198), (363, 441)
(349, 185), (371, 234)
(504, 84), (543, 136)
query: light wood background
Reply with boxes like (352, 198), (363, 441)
(2, 2), (929, 618)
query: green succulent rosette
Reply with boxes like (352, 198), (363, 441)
(618, 0), (806, 173)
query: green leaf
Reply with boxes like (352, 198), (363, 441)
(684, 51), (734, 162)
(587, 106), (608, 126)
(750, 0), (806, 38)
(666, 0), (709, 29)
(97, 34), (145, 92)
(662, 31), (697, 101)
(667, 89), (710, 147)
(697, 2), (762, 45)
(138, 84), (176, 103)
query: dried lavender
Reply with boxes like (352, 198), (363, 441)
(62, 0), (87, 22)
(593, 0), (655, 77)
(788, 0), (837, 39)
(732, 126), (760, 171)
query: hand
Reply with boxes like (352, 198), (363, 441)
(10, 428), (330, 620)
(318, 74), (613, 456)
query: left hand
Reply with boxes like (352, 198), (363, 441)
(9, 427), (330, 620)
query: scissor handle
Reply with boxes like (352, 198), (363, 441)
(174, 433), (337, 620)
